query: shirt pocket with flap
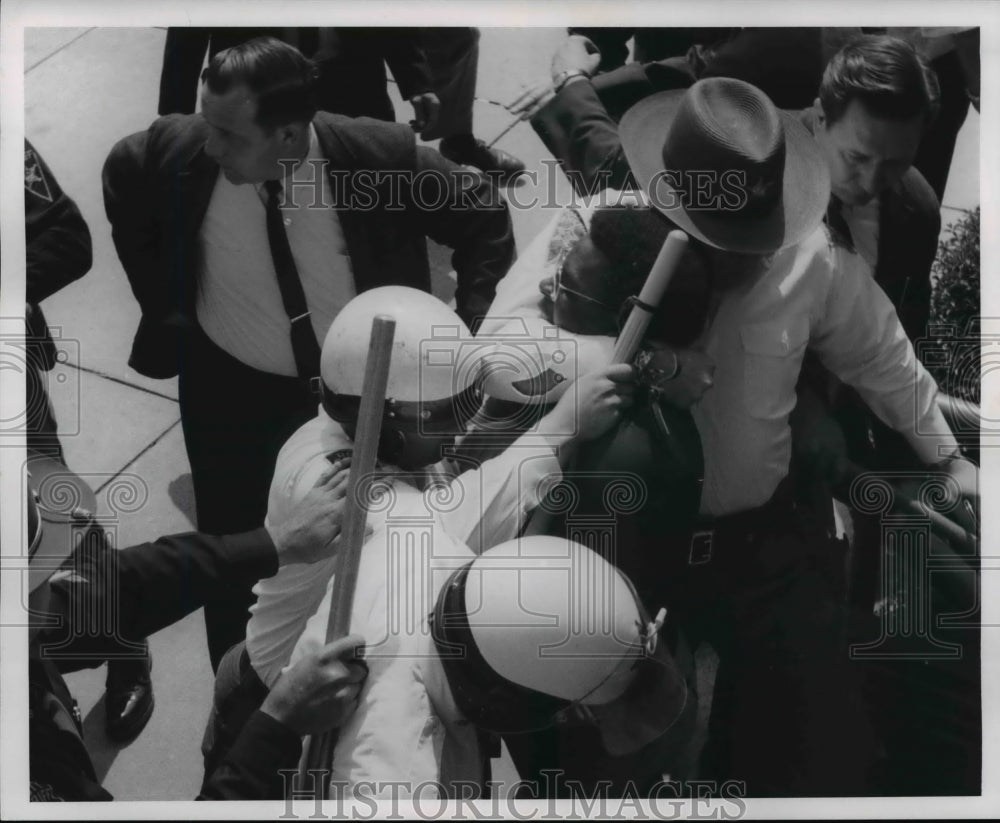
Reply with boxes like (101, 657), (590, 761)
(740, 318), (809, 420)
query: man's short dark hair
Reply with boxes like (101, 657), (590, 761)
(202, 36), (319, 132)
(819, 35), (940, 126)
(589, 203), (710, 346)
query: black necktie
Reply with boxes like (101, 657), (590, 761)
(264, 179), (321, 380)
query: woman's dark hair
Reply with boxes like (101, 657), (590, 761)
(819, 35), (940, 126)
(201, 36), (319, 132)
(589, 203), (711, 345)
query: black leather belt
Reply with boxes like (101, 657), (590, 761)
(679, 479), (799, 568)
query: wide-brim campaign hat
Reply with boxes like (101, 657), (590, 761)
(620, 77), (830, 254)
(26, 451), (97, 593)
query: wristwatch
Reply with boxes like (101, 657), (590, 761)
(553, 68), (590, 93)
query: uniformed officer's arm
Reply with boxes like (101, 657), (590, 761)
(25, 140), (93, 303)
(812, 246), (958, 464)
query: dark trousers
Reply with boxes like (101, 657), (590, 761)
(650, 502), (876, 797)
(179, 328), (317, 671)
(515, 486), (876, 797)
(201, 641), (271, 793)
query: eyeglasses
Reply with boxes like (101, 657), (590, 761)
(552, 250), (619, 311)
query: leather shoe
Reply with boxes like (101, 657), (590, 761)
(105, 642), (155, 743)
(439, 135), (526, 183)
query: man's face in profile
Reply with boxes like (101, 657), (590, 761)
(815, 99), (923, 207)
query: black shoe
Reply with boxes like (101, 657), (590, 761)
(104, 642), (154, 743)
(439, 135), (526, 183)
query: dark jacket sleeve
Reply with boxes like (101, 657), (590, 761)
(47, 528), (278, 663)
(877, 169), (940, 344)
(531, 79), (636, 197)
(410, 146), (515, 329)
(25, 140), (93, 304)
(101, 129), (164, 319)
(198, 710), (303, 800)
(158, 28), (211, 115)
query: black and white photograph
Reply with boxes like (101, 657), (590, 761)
(0, 1), (993, 818)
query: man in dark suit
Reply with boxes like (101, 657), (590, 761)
(793, 35), (942, 488)
(103, 37), (514, 670)
(516, 27), (861, 195)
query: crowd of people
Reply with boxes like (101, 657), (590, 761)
(21, 25), (981, 803)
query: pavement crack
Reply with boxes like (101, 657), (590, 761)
(94, 419), (183, 495)
(25, 28), (96, 74)
(70, 362), (178, 403)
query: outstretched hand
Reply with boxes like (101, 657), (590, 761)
(267, 458), (352, 567)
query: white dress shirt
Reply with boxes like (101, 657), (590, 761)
(481, 197), (957, 517)
(196, 125), (355, 375)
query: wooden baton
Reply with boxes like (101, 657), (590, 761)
(300, 314), (396, 796)
(522, 230), (689, 538)
(612, 230), (688, 364)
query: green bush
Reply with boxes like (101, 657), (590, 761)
(927, 207), (980, 403)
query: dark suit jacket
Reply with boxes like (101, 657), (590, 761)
(799, 108), (940, 342)
(31, 525), (302, 800)
(102, 112), (514, 378)
(532, 28), (863, 196)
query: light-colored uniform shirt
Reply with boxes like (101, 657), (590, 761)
(481, 198), (958, 518)
(196, 125), (355, 374)
(247, 411), (563, 794)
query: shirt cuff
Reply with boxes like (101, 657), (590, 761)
(906, 403), (961, 464)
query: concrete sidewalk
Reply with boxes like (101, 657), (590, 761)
(25, 27), (979, 799)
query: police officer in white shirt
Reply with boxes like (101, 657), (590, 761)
(482, 77), (976, 796)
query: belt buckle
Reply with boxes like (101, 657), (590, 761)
(688, 529), (714, 566)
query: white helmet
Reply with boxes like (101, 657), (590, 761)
(431, 535), (689, 755)
(320, 287), (483, 468)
